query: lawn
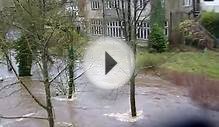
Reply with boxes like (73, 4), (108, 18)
(137, 50), (219, 78)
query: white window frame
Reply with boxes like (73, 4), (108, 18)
(136, 21), (168, 40)
(183, 0), (192, 7)
(106, 1), (113, 9)
(113, 0), (120, 9)
(107, 21), (123, 38)
(137, 22), (150, 40)
(164, 21), (169, 36)
(106, 0), (120, 9)
(90, 19), (103, 35)
(91, 1), (100, 10)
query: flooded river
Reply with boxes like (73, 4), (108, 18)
(0, 61), (219, 127)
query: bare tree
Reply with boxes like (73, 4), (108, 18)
(113, 0), (150, 117)
(0, 0), (84, 126)
(63, 0), (86, 99)
(0, 0), (55, 126)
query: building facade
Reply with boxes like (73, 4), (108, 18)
(83, 0), (166, 42)
(82, 0), (201, 43)
(2, 0), (218, 43)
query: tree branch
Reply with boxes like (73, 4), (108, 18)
(49, 64), (69, 84)
(74, 71), (85, 81)
(136, 15), (150, 36)
(13, 0), (33, 17)
(1, 49), (47, 110)
(135, 0), (150, 23)
(44, 27), (56, 48)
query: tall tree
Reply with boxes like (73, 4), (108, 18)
(63, 0), (85, 98)
(150, 0), (165, 27)
(149, 0), (167, 52)
(0, 0), (84, 126)
(114, 0), (150, 117)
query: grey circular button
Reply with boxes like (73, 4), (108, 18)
(83, 37), (135, 89)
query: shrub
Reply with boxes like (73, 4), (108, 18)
(137, 52), (167, 70)
(15, 36), (33, 76)
(179, 20), (215, 49)
(149, 24), (168, 53)
(200, 11), (219, 38)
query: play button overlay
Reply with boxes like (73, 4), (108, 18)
(83, 37), (135, 89)
(105, 52), (117, 75)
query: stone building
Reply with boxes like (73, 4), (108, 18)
(82, 0), (157, 42)
(81, 0), (199, 43)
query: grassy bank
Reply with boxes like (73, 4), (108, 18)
(137, 50), (219, 78)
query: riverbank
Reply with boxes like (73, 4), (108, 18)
(137, 50), (219, 78)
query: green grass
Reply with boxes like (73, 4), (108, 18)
(137, 50), (219, 78)
(137, 51), (172, 69)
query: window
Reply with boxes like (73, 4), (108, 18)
(106, 1), (112, 9)
(64, 0), (79, 16)
(183, 0), (192, 6)
(114, 0), (120, 9)
(90, 20), (124, 37)
(106, 0), (120, 9)
(90, 19), (103, 35)
(136, 21), (168, 40)
(137, 22), (150, 40)
(164, 21), (168, 36)
(91, 1), (100, 9)
(107, 21), (123, 38)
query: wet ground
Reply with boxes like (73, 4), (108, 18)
(0, 61), (219, 127)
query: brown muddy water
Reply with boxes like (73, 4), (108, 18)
(0, 63), (219, 127)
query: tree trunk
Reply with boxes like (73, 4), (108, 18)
(102, 0), (107, 36)
(130, 74), (136, 117)
(42, 59), (54, 127)
(121, 0), (127, 40)
(6, 51), (12, 71)
(127, 0), (131, 43)
(128, 0), (137, 117)
(45, 82), (54, 127)
(42, 38), (54, 127)
(68, 46), (75, 99)
(130, 42), (137, 117)
(42, 0), (54, 126)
